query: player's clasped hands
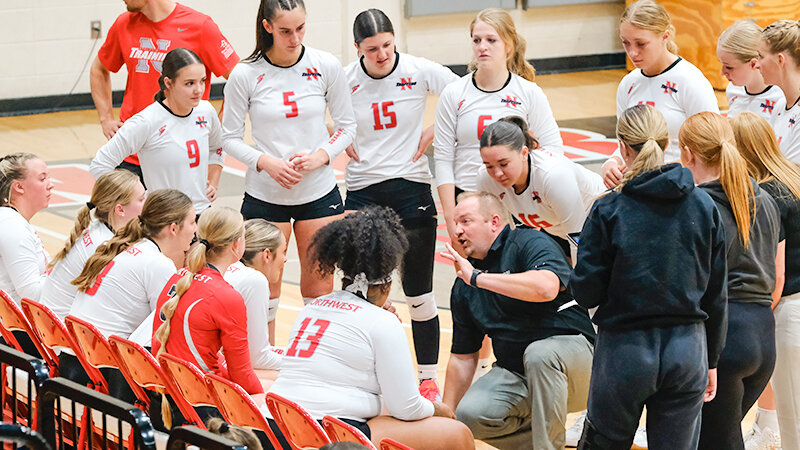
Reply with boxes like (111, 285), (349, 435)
(289, 150), (330, 173)
(257, 153), (303, 189)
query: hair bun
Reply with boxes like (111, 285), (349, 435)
(219, 421), (229, 433)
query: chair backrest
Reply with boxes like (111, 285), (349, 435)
(322, 415), (375, 449)
(20, 299), (108, 393)
(265, 392), (331, 450)
(0, 292), (56, 372)
(108, 335), (204, 428)
(204, 373), (281, 449)
(158, 353), (217, 408)
(380, 438), (414, 450)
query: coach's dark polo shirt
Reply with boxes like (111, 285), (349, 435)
(450, 225), (595, 375)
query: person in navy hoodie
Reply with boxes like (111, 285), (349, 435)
(571, 104), (728, 450)
(679, 112), (782, 450)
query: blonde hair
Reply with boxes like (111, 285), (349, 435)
(50, 170), (140, 268)
(468, 8), (536, 82)
(762, 20), (800, 67)
(456, 191), (514, 228)
(72, 189), (193, 291)
(206, 418), (263, 450)
(680, 112), (755, 247)
(615, 104), (669, 190)
(241, 219), (283, 265)
(718, 20), (763, 62)
(620, 0), (678, 54)
(154, 206), (243, 427)
(730, 111), (800, 201)
(0, 153), (38, 206)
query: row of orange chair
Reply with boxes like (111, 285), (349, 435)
(0, 289), (412, 450)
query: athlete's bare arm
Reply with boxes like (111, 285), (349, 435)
(442, 352), (479, 411)
(90, 57), (123, 140)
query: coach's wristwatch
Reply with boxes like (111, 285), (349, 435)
(470, 269), (484, 288)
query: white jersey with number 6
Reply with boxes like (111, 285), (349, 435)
(268, 290), (434, 422)
(222, 46), (356, 206)
(433, 72), (563, 192)
(90, 100), (223, 213)
(69, 239), (176, 339)
(344, 52), (458, 191)
(477, 150), (605, 240)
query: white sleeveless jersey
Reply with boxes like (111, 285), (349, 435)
(90, 100), (223, 213)
(434, 72), (563, 191)
(726, 84), (783, 121)
(40, 219), (113, 319)
(69, 239), (176, 339)
(344, 53), (458, 191)
(223, 261), (281, 370)
(0, 207), (48, 303)
(268, 290), (434, 422)
(477, 150), (605, 240)
(773, 97), (800, 162)
(615, 58), (719, 162)
(222, 46), (356, 205)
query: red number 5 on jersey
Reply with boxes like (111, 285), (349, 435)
(284, 91), (299, 118)
(286, 318), (330, 358)
(477, 115), (492, 140)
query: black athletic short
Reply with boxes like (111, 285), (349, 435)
(241, 187), (344, 223)
(116, 160), (145, 189)
(345, 179), (436, 229)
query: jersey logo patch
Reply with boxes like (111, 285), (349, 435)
(790, 118), (797, 128)
(396, 77), (416, 90)
(256, 74), (265, 85)
(761, 100), (776, 113)
(502, 96), (521, 108)
(195, 116), (208, 128)
(627, 85), (634, 95)
(730, 96), (738, 105)
(351, 84), (359, 93)
(457, 99), (466, 111)
(159, 125), (167, 135)
(531, 191), (542, 203)
(215, 148), (223, 156)
(132, 37), (170, 74)
(220, 39), (235, 59)
(499, 192), (505, 200)
(302, 68), (322, 80)
(661, 81), (677, 94)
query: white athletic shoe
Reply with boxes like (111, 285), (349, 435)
(565, 411), (586, 447)
(632, 426), (648, 449)
(744, 423), (782, 450)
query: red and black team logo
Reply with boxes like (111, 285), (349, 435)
(531, 191), (542, 203)
(396, 77), (417, 90)
(661, 81), (677, 94)
(501, 95), (521, 108)
(761, 100), (776, 114)
(790, 117), (797, 128)
(302, 67), (322, 80)
(195, 117), (208, 128)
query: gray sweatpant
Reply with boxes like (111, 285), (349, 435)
(455, 334), (594, 450)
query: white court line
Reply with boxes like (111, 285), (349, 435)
(34, 226), (68, 241)
(277, 303), (453, 334)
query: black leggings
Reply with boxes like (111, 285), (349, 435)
(698, 302), (775, 450)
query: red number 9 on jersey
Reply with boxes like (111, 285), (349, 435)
(286, 318), (330, 358)
(186, 140), (200, 168)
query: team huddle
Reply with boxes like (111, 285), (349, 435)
(2, 0), (800, 448)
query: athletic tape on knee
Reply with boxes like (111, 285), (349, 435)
(267, 297), (280, 322)
(407, 292), (437, 322)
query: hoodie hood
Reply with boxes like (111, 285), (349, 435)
(621, 163), (695, 200)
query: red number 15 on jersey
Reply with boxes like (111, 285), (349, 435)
(286, 318), (330, 358)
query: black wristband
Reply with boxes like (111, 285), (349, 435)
(470, 269), (482, 287)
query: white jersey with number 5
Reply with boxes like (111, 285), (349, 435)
(268, 290), (434, 422)
(90, 100), (223, 213)
(69, 239), (176, 339)
(222, 46), (356, 205)
(344, 52), (458, 191)
(434, 72), (563, 191)
(725, 84), (783, 120)
(477, 150), (605, 239)
(773, 97), (800, 162)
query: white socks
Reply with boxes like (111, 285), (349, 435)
(417, 364), (438, 381)
(756, 407), (780, 431)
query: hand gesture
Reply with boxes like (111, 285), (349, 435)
(440, 242), (475, 284)
(257, 154), (302, 189)
(290, 150), (330, 173)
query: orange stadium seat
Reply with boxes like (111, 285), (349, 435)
(322, 415), (376, 449)
(265, 391), (331, 450)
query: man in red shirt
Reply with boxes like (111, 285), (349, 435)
(90, 0), (239, 181)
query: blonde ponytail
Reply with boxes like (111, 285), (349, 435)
(615, 104), (669, 190)
(469, 8), (536, 81)
(680, 112), (754, 247)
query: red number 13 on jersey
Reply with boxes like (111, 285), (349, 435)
(286, 318), (330, 358)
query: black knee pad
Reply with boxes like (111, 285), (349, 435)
(400, 223), (436, 297)
(577, 418), (634, 450)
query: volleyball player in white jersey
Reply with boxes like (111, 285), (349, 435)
(268, 207), (474, 450)
(224, 219), (287, 371)
(476, 117), (605, 258)
(758, 20), (800, 161)
(718, 21), (783, 120)
(434, 8), (563, 249)
(70, 189), (195, 340)
(602, 0), (718, 188)
(223, 0), (356, 305)
(343, 8), (458, 397)
(41, 170), (145, 320)
(90, 48), (223, 214)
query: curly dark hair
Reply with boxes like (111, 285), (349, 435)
(309, 206), (408, 282)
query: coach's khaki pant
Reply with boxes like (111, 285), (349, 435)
(455, 334), (593, 450)
(773, 293), (800, 450)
